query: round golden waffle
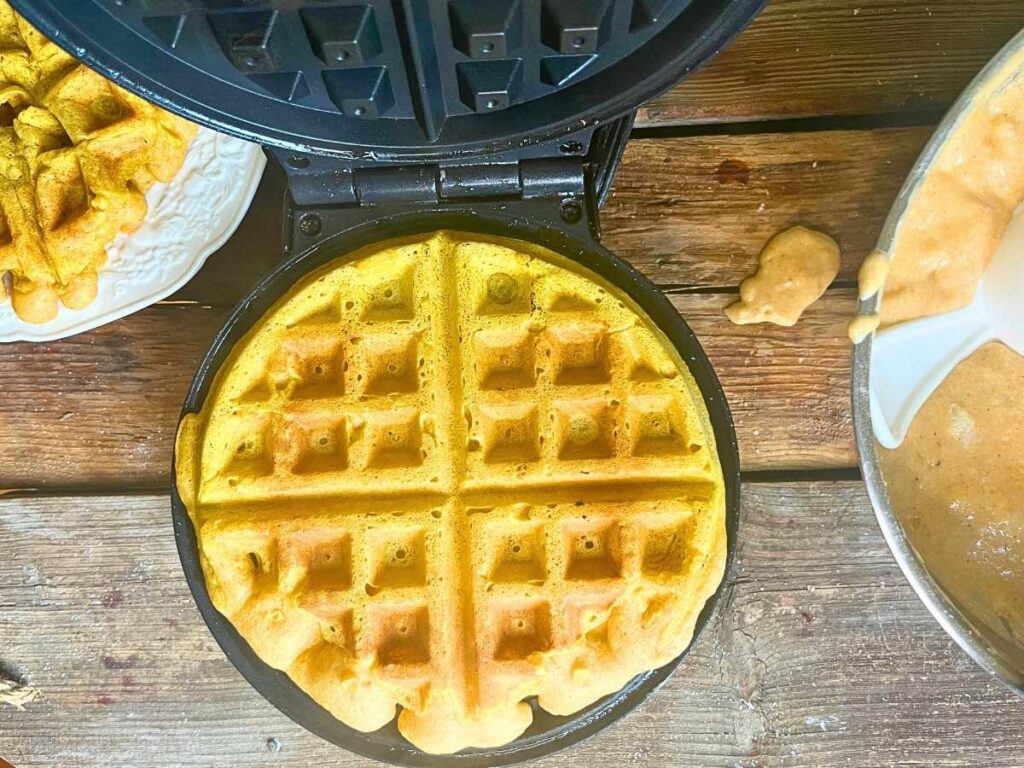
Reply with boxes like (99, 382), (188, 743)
(175, 231), (726, 754)
(0, 1), (197, 323)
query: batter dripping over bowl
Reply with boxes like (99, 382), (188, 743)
(852, 30), (1024, 690)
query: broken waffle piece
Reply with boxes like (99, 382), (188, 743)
(725, 226), (841, 327)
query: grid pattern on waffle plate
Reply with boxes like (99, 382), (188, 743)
(189, 233), (721, 728)
(90, 0), (697, 141)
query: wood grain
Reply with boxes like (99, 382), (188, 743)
(5, 6), (1024, 764)
(603, 128), (927, 288)
(2, 128), (929, 486)
(639, 0), (1024, 126)
(171, 127), (928, 308)
(1, 484), (1020, 767)
(0, 289), (856, 490)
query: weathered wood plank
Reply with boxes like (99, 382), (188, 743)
(639, 0), (1024, 126)
(1, 484), (1020, 767)
(172, 128), (928, 306)
(7, 129), (914, 486)
(603, 129), (926, 288)
(684, 290), (856, 471)
(0, 289), (856, 490)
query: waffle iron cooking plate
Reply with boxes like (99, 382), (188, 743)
(16, 0), (762, 157)
(11, 0), (763, 762)
(175, 209), (742, 766)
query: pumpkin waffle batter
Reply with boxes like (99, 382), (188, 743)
(0, 1), (197, 323)
(176, 231), (726, 754)
(863, 51), (1024, 652)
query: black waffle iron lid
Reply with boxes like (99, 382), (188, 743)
(12, 0), (764, 160)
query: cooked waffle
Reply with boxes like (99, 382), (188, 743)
(176, 232), (726, 754)
(0, 1), (197, 323)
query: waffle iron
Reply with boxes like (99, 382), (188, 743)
(13, 1), (763, 763)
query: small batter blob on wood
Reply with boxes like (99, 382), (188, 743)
(725, 226), (841, 326)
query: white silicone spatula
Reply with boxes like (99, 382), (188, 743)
(870, 207), (1024, 449)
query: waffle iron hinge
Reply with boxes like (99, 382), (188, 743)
(280, 156), (596, 256)
(276, 112), (636, 258)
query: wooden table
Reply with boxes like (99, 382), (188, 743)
(3, 2), (1024, 765)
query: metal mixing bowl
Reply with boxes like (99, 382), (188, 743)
(852, 29), (1024, 693)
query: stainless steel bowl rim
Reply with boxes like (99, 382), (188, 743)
(852, 27), (1024, 694)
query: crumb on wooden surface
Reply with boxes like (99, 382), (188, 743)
(0, 675), (40, 710)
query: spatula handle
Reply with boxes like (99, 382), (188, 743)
(869, 303), (993, 449)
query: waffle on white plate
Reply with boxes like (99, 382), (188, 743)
(0, 1), (196, 323)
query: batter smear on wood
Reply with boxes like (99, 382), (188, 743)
(725, 226), (841, 327)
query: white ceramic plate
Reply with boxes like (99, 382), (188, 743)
(0, 127), (266, 342)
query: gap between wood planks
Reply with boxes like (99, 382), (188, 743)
(4, 483), (1024, 768)
(631, 108), (946, 140)
(0, 468), (866, 502)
